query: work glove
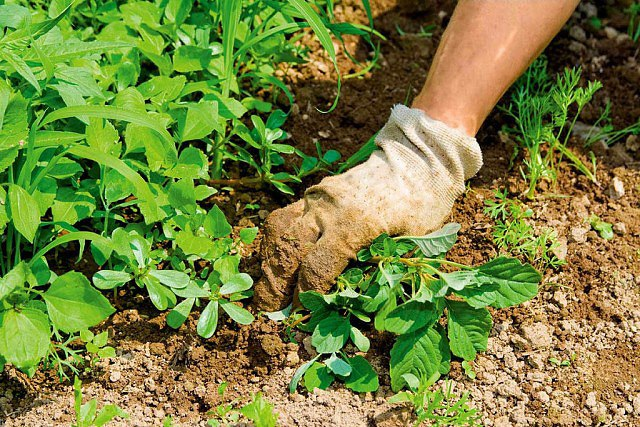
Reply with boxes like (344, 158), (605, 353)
(254, 105), (483, 311)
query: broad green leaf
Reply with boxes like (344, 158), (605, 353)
(446, 300), (492, 361)
(33, 177), (57, 216)
(86, 118), (120, 155)
(311, 312), (350, 354)
(220, 273), (253, 295)
(298, 291), (328, 312)
(173, 46), (211, 73)
(304, 362), (334, 392)
(43, 272), (115, 333)
(197, 300), (219, 339)
(51, 188), (96, 225)
(104, 169), (135, 206)
(399, 223), (460, 257)
(164, 0), (192, 25)
(0, 261), (28, 300)
(326, 353), (352, 376)
(167, 298), (195, 329)
(213, 255), (240, 283)
(389, 326), (449, 391)
(453, 283), (499, 308)
(93, 270), (132, 290)
(175, 230), (215, 258)
(165, 147), (208, 180)
(0, 49), (40, 94)
(239, 393), (277, 427)
(477, 257), (541, 308)
(384, 300), (441, 335)
(0, 308), (50, 372)
(219, 299), (254, 325)
(168, 179), (196, 215)
(148, 269), (190, 289)
(94, 404), (129, 426)
(7, 184), (40, 243)
(204, 205), (232, 238)
(344, 356), (379, 392)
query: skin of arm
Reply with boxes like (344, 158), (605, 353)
(411, 0), (581, 137)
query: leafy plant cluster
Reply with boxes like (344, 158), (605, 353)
(484, 189), (565, 270)
(502, 56), (603, 199)
(204, 382), (279, 427)
(73, 376), (128, 427)
(0, 0), (378, 377)
(287, 223), (541, 395)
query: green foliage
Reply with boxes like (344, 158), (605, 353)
(0, 0), (379, 376)
(484, 189), (565, 270)
(502, 56), (602, 198)
(207, 383), (279, 427)
(287, 224), (541, 394)
(588, 214), (614, 240)
(582, 102), (640, 147)
(73, 376), (128, 427)
(628, 2), (640, 43)
(389, 376), (482, 427)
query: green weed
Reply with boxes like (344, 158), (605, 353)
(207, 383), (279, 427)
(628, 2), (640, 43)
(389, 375), (482, 427)
(484, 189), (565, 270)
(588, 214), (614, 240)
(502, 56), (602, 198)
(286, 223), (541, 394)
(73, 376), (128, 427)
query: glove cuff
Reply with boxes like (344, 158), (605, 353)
(375, 104), (483, 183)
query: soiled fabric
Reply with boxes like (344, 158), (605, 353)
(254, 105), (483, 311)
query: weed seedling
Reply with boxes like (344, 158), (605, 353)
(588, 214), (614, 240)
(286, 223), (541, 394)
(484, 189), (565, 269)
(73, 377), (128, 427)
(389, 374), (482, 427)
(207, 383), (279, 427)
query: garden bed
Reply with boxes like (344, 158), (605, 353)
(1, 1), (639, 426)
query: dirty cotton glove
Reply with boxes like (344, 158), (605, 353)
(254, 104), (483, 311)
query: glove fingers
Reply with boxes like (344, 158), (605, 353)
(295, 232), (355, 301)
(254, 200), (319, 311)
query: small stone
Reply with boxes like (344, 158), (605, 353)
(302, 114), (309, 121)
(586, 392), (597, 407)
(551, 237), (568, 261)
(109, 371), (122, 382)
(258, 210), (269, 220)
(537, 391), (550, 404)
(302, 336), (317, 357)
(604, 26), (619, 39)
(521, 323), (553, 349)
(613, 222), (627, 235)
(569, 227), (589, 243)
(285, 351), (300, 367)
(493, 415), (512, 427)
(318, 130), (330, 139)
(632, 394), (640, 415)
(579, 3), (598, 18)
(149, 342), (165, 356)
(527, 354), (545, 369)
(314, 61), (329, 74)
(144, 378), (156, 392)
(511, 334), (528, 350)
(569, 26), (587, 42)
(626, 135), (639, 152)
(553, 291), (568, 308)
(607, 177), (625, 200)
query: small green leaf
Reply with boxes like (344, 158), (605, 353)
(7, 184), (40, 243)
(399, 223), (460, 257)
(350, 326), (370, 352)
(304, 362), (334, 392)
(289, 355), (320, 394)
(93, 270), (132, 290)
(384, 300), (440, 335)
(143, 276), (176, 311)
(219, 299), (254, 325)
(220, 273), (253, 295)
(239, 227), (258, 244)
(311, 312), (350, 354)
(197, 300), (219, 339)
(326, 353), (352, 376)
(0, 261), (28, 300)
(167, 298), (195, 329)
(204, 205), (232, 238)
(148, 270), (190, 289)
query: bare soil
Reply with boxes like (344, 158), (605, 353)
(2, 1), (639, 426)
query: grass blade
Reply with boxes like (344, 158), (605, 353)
(221, 1), (242, 97)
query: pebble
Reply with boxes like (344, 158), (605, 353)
(553, 291), (568, 308)
(613, 222), (627, 235)
(569, 26), (587, 42)
(537, 391), (550, 404)
(604, 26), (619, 39)
(109, 371), (122, 382)
(633, 394), (640, 415)
(569, 226), (589, 244)
(607, 177), (625, 200)
(258, 210), (269, 220)
(586, 392), (597, 407)
(521, 323), (553, 349)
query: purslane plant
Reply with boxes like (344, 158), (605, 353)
(287, 223), (541, 393)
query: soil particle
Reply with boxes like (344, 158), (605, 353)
(521, 323), (553, 349)
(607, 176), (626, 199)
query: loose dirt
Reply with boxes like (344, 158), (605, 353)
(1, 1), (639, 426)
